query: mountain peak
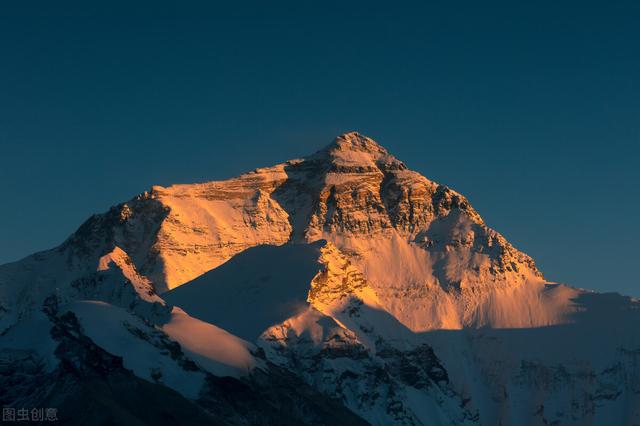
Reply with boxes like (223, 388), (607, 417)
(329, 131), (388, 154)
(313, 132), (405, 171)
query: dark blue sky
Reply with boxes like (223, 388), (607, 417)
(1, 1), (638, 295)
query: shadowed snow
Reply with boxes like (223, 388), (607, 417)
(164, 242), (325, 341)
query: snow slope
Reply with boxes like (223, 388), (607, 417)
(164, 242), (325, 341)
(162, 306), (258, 378)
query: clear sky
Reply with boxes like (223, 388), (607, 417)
(1, 1), (638, 296)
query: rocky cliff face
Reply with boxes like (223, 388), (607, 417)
(1, 132), (639, 425)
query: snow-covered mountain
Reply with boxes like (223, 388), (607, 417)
(1, 132), (638, 425)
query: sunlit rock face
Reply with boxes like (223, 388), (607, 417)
(153, 132), (550, 333)
(1, 132), (639, 425)
(16, 132), (545, 326)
